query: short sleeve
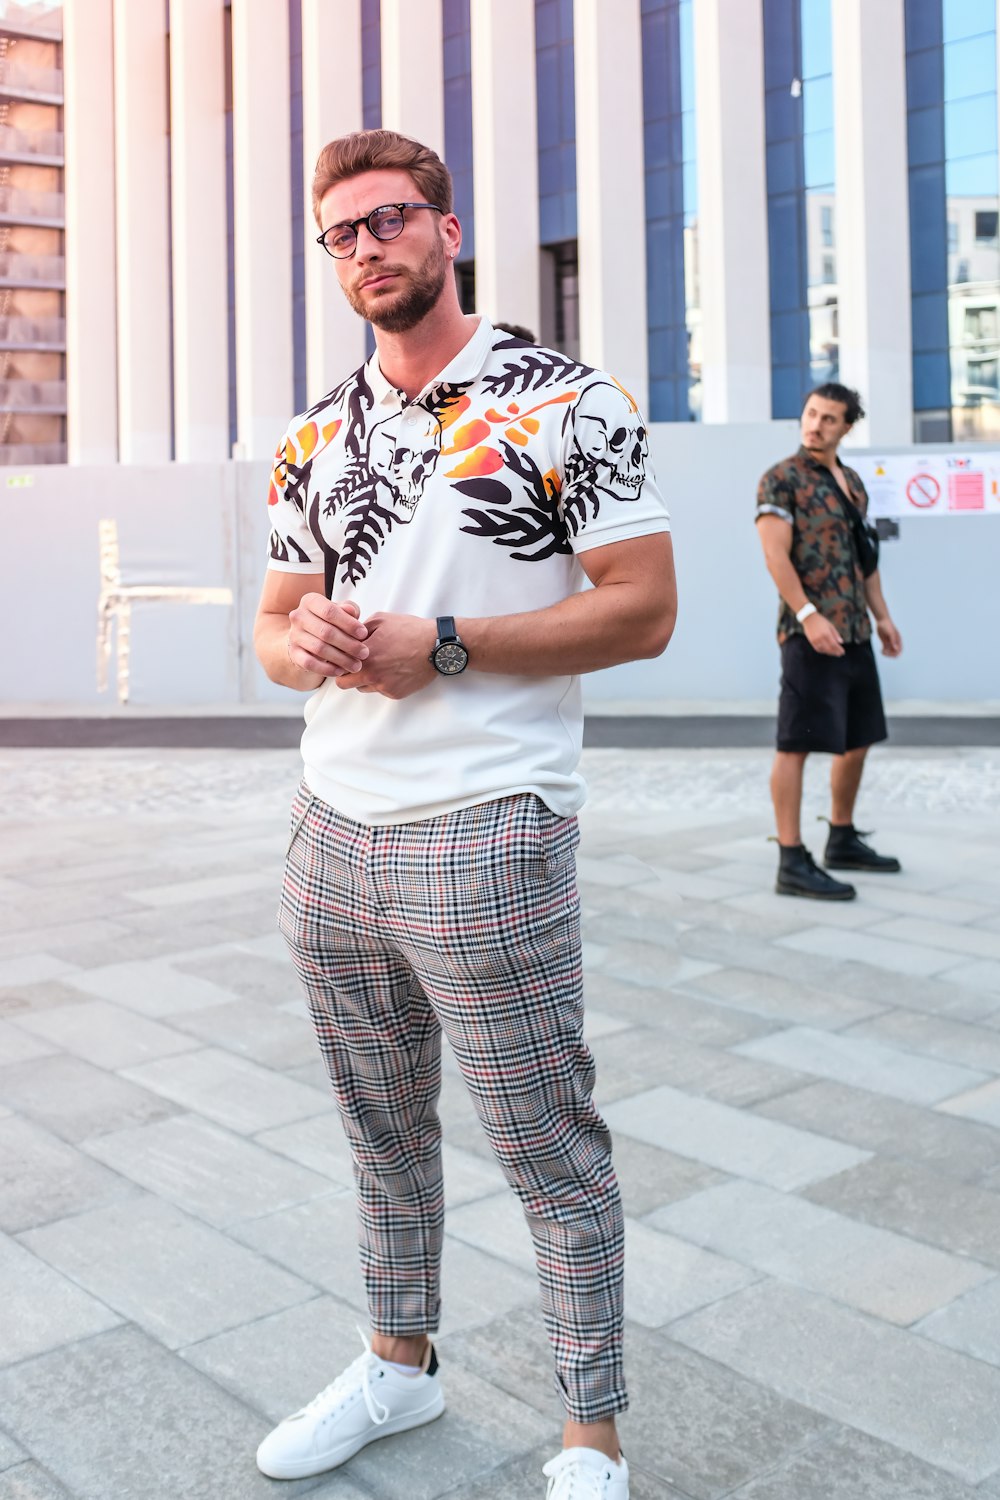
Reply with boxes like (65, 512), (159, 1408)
(756, 466), (794, 525)
(558, 377), (670, 554)
(266, 423), (324, 573)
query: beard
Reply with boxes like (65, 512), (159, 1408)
(345, 239), (449, 333)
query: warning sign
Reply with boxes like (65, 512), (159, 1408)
(852, 452), (1000, 518)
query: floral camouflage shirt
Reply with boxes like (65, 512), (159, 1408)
(756, 446), (871, 644)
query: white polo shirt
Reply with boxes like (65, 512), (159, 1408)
(266, 317), (670, 824)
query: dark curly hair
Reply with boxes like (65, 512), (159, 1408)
(805, 382), (866, 426)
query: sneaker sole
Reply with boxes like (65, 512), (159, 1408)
(256, 1391), (445, 1480)
(775, 881), (856, 901)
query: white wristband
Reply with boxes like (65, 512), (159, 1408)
(796, 602), (818, 623)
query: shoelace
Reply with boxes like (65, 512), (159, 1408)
(542, 1456), (614, 1499)
(298, 1331), (389, 1429)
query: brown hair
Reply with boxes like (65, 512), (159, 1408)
(311, 129), (453, 227)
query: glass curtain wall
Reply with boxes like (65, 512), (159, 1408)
(641, 0), (699, 421)
(764, 0), (837, 417)
(442, 0), (475, 312)
(906, 0), (1000, 441)
(535, 0), (577, 353)
(288, 0), (306, 410)
(360, 0), (380, 355)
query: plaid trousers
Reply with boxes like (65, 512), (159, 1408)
(278, 784), (627, 1423)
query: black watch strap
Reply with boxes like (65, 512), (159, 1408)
(436, 615), (458, 643)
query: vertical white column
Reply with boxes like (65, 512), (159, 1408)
(470, 0), (540, 332)
(113, 0), (172, 462)
(231, 0), (294, 456)
(380, 0), (445, 156)
(574, 0), (648, 412)
(833, 0), (912, 446)
(301, 0), (366, 400)
(170, 0), (228, 461)
(694, 0), (772, 422)
(63, 0), (118, 463)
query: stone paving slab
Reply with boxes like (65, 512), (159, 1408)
(668, 1279), (1000, 1482)
(938, 1076), (1000, 1127)
(731, 1023), (988, 1104)
(119, 1047), (333, 1134)
(802, 1157), (1000, 1269)
(0, 1020), (55, 1068)
(842, 1007), (1000, 1074)
(0, 1327), (328, 1500)
(0, 1054), (180, 1143)
(0, 1231), (121, 1366)
(0, 1433), (25, 1473)
(9, 999), (200, 1070)
(19, 1196), (317, 1349)
(726, 1428), (985, 1500)
(0, 1465), (76, 1498)
(63, 958), (246, 1018)
(648, 1179), (993, 1324)
(602, 1084), (872, 1190)
(752, 1079), (1000, 1184)
(914, 1274), (1000, 1365)
(0, 1116), (139, 1234)
(83, 1113), (338, 1227)
(775, 926), (964, 979)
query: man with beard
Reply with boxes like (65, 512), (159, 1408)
(253, 130), (675, 1499)
(756, 383), (903, 900)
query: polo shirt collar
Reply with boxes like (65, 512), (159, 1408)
(366, 315), (496, 408)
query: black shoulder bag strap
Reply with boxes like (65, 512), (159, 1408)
(835, 479), (879, 578)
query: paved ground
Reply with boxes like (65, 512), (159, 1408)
(2, 743), (1000, 1499)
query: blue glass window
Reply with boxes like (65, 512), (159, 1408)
(535, 0), (577, 247)
(764, 0), (838, 415)
(642, 0), (699, 420)
(906, 0), (1000, 437)
(443, 0), (474, 263)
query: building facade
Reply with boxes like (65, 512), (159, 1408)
(0, 0), (65, 466)
(40, 0), (1000, 465)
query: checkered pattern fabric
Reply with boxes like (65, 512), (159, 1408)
(278, 785), (627, 1423)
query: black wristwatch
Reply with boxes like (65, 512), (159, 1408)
(429, 615), (469, 676)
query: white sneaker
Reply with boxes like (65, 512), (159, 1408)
(543, 1447), (630, 1499)
(255, 1334), (444, 1480)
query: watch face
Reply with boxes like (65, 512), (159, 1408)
(433, 642), (469, 675)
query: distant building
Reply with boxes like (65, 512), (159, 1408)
(0, 0), (64, 466)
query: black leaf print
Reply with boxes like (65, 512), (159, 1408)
(284, 461), (312, 515)
(425, 381), (475, 420)
(458, 439), (570, 562)
(341, 370), (375, 459)
(340, 493), (399, 585)
(482, 349), (592, 399)
(452, 477), (514, 507)
(322, 458), (369, 519)
(303, 366), (361, 423)
(459, 504), (571, 562)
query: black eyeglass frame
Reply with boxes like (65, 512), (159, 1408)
(316, 202), (444, 258)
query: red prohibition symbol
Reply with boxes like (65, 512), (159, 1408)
(906, 472), (940, 508)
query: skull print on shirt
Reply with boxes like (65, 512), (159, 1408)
(267, 331), (655, 587)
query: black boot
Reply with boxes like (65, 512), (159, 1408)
(775, 843), (856, 900)
(823, 822), (901, 873)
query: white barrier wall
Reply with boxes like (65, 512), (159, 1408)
(2, 424), (997, 708)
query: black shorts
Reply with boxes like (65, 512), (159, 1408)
(777, 636), (888, 754)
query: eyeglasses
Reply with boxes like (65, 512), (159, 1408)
(316, 202), (443, 259)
